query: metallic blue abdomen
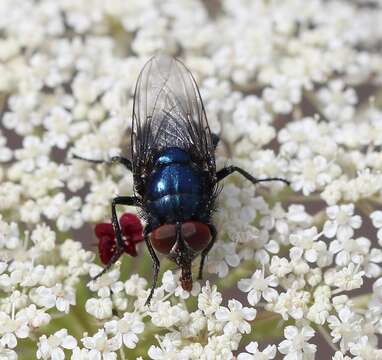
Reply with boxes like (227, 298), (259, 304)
(146, 148), (204, 222)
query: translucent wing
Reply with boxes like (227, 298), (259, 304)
(131, 55), (216, 193)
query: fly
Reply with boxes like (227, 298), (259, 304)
(74, 55), (289, 304)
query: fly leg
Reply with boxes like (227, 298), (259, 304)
(72, 154), (132, 171)
(143, 225), (160, 306)
(216, 166), (290, 185)
(198, 224), (217, 280)
(212, 133), (220, 149)
(92, 196), (140, 280)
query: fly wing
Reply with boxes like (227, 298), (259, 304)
(131, 55), (216, 192)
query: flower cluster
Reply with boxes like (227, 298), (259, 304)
(1, 0), (382, 358)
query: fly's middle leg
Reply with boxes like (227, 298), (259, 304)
(143, 225), (160, 306)
(72, 154), (132, 171)
(216, 166), (290, 186)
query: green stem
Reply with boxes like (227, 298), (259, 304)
(285, 194), (323, 203)
(312, 209), (327, 228)
(351, 293), (372, 309)
(317, 325), (339, 352)
(368, 196), (382, 206)
(356, 200), (375, 217)
(71, 278), (96, 335)
(304, 92), (329, 122)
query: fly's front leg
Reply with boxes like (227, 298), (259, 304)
(198, 224), (217, 280)
(92, 196), (139, 280)
(112, 196), (140, 250)
(216, 166), (290, 186)
(73, 154), (132, 171)
(144, 225), (160, 306)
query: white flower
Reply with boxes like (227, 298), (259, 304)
(88, 266), (121, 298)
(85, 297), (113, 320)
(22, 162), (65, 199)
(161, 270), (178, 294)
(263, 75), (301, 114)
(179, 310), (206, 338)
(124, 274), (147, 297)
(42, 193), (83, 231)
(0, 289), (27, 314)
(269, 256), (292, 278)
(270, 289), (311, 321)
(8, 261), (45, 287)
(203, 333), (239, 359)
(289, 227), (326, 263)
(349, 336), (382, 360)
(29, 286), (56, 309)
(362, 247), (382, 278)
(31, 224), (56, 252)
(318, 80), (357, 122)
(215, 299), (256, 335)
(328, 263), (365, 292)
(81, 329), (121, 360)
(238, 269), (278, 306)
(328, 307), (362, 351)
(233, 95), (272, 125)
(198, 281), (222, 317)
(52, 284), (76, 313)
(235, 227), (277, 265)
(60, 239), (94, 272)
(370, 210), (382, 246)
(17, 305), (50, 329)
(20, 199), (42, 224)
(43, 107), (73, 148)
(323, 204), (362, 241)
(0, 311), (29, 349)
(278, 325), (317, 360)
(70, 347), (92, 360)
(290, 156), (340, 195)
(261, 203), (312, 244)
(148, 333), (187, 360)
(14, 136), (50, 171)
(161, 270), (200, 299)
(37, 329), (77, 360)
(104, 312), (144, 349)
(81, 177), (119, 222)
(0, 132), (12, 162)
(278, 117), (323, 159)
(220, 185), (264, 226)
(0, 345), (17, 360)
(0, 219), (19, 250)
(238, 342), (276, 360)
(306, 286), (332, 325)
(149, 301), (189, 328)
(0, 183), (21, 211)
(206, 241), (240, 277)
(332, 351), (352, 360)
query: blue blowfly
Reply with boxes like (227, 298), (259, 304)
(74, 55), (289, 304)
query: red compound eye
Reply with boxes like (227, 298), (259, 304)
(151, 224), (177, 254)
(182, 222), (211, 252)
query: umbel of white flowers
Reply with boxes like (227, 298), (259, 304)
(0, 0), (382, 359)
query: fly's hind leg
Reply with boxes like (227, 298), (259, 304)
(198, 224), (217, 280)
(92, 196), (139, 280)
(216, 166), (290, 186)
